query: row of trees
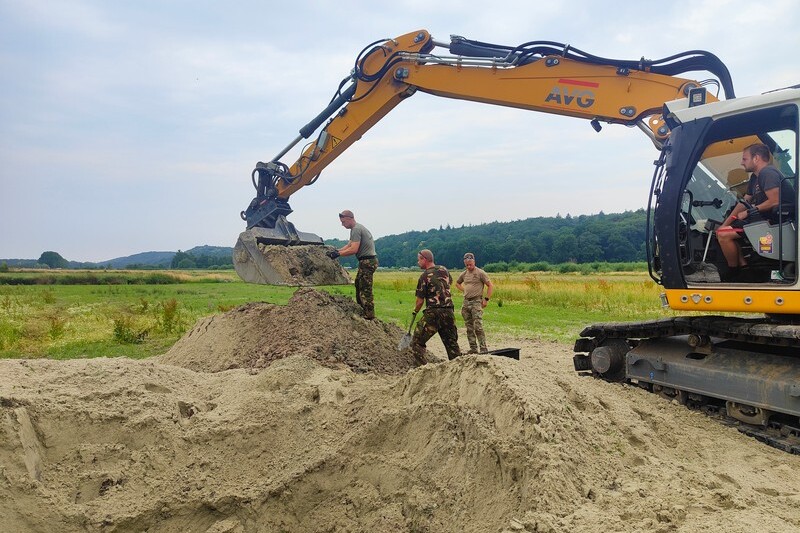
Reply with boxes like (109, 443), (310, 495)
(371, 210), (647, 268)
(170, 250), (233, 269)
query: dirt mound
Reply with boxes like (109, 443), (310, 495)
(159, 288), (417, 374)
(3, 344), (800, 533)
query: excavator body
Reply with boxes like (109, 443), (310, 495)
(233, 29), (800, 450)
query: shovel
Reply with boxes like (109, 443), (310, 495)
(398, 311), (417, 351)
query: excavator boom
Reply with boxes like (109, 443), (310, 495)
(236, 29), (734, 285)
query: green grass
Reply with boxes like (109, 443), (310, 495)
(0, 269), (678, 359)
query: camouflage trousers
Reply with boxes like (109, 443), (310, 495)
(411, 307), (461, 363)
(461, 298), (487, 353)
(355, 257), (378, 319)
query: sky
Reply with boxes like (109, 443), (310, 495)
(1, 0), (799, 262)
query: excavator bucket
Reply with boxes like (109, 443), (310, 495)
(233, 228), (352, 286)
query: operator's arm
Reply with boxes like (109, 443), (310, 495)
(414, 297), (424, 314)
(742, 187), (780, 219)
(721, 193), (753, 227)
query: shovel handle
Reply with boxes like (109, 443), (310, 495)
(408, 310), (418, 333)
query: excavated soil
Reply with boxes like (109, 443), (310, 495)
(159, 288), (417, 374)
(255, 244), (351, 286)
(3, 288), (800, 533)
(233, 237), (351, 286)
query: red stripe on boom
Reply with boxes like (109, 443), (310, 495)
(558, 78), (600, 88)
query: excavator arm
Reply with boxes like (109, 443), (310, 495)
(236, 29), (734, 284)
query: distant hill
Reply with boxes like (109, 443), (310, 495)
(1, 210), (648, 269)
(184, 245), (235, 258)
(93, 246), (236, 269)
(91, 251), (176, 269)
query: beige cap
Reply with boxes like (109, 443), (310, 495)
(338, 209), (354, 218)
(463, 252), (475, 260)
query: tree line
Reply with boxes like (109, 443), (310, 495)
(366, 209), (647, 269)
(170, 250), (233, 269)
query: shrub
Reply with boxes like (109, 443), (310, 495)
(48, 314), (67, 340)
(112, 315), (148, 344)
(158, 298), (180, 333)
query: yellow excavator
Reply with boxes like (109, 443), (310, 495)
(234, 30), (800, 451)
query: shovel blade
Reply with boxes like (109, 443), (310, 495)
(397, 333), (412, 351)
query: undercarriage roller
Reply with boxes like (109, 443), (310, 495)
(590, 338), (629, 382)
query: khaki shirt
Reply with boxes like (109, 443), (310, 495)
(457, 267), (490, 299)
(350, 223), (376, 259)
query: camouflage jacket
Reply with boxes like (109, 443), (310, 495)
(416, 265), (454, 309)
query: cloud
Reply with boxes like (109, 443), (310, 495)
(2, 0), (799, 260)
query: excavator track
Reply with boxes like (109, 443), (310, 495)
(577, 315), (800, 349)
(574, 316), (800, 454)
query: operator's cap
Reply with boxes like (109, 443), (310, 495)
(418, 249), (434, 262)
(463, 252), (475, 260)
(338, 209), (354, 219)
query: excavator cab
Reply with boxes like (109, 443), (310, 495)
(676, 129), (797, 284)
(650, 91), (800, 308)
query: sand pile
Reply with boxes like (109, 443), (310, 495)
(159, 288), (418, 374)
(3, 345), (800, 533)
(3, 294), (800, 532)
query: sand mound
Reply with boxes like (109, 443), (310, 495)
(3, 344), (800, 533)
(158, 288), (418, 375)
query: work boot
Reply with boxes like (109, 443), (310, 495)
(721, 267), (741, 283)
(363, 308), (375, 320)
(479, 348), (489, 354)
(466, 347), (478, 355)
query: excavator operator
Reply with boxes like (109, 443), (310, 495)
(716, 142), (796, 282)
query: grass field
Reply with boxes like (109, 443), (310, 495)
(0, 269), (678, 359)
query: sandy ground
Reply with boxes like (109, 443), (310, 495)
(2, 289), (800, 533)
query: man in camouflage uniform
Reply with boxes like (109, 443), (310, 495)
(455, 252), (494, 354)
(410, 249), (461, 364)
(328, 210), (378, 319)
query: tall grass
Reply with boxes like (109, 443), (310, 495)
(0, 269), (238, 285)
(0, 268), (683, 358)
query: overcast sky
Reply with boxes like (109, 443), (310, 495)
(1, 0), (799, 262)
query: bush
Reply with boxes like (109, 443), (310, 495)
(112, 315), (148, 344)
(158, 298), (181, 334)
(483, 262), (509, 273)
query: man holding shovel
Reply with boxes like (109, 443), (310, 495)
(409, 249), (461, 364)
